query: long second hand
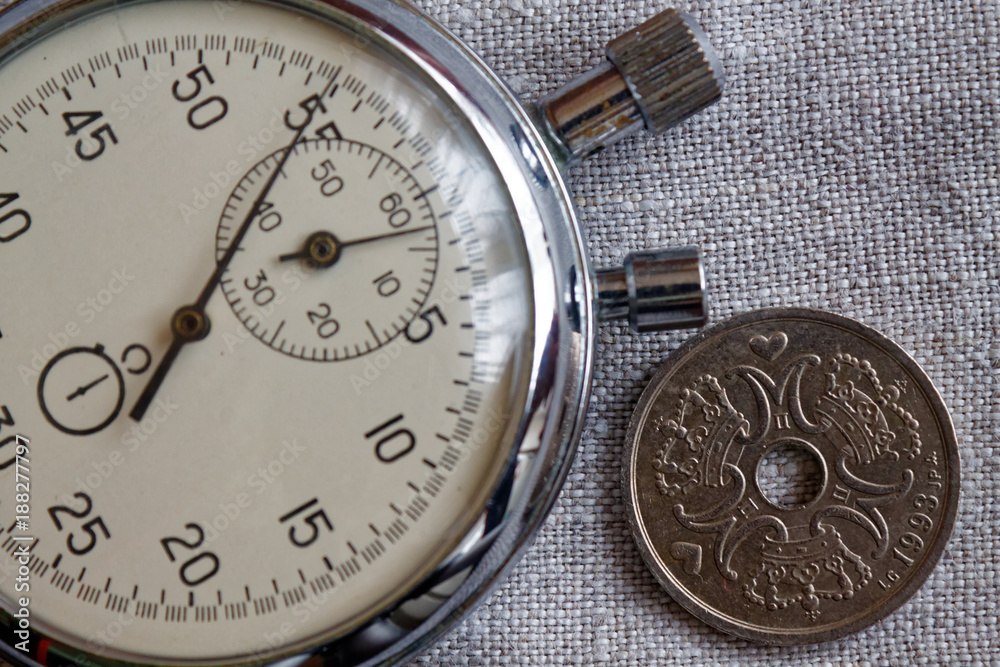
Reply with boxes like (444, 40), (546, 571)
(129, 76), (338, 421)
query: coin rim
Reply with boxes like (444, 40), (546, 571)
(622, 307), (961, 645)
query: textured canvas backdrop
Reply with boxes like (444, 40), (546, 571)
(0, 0), (994, 664)
(409, 0), (998, 664)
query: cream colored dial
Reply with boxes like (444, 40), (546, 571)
(0, 0), (532, 662)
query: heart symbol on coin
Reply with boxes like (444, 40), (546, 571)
(749, 332), (788, 361)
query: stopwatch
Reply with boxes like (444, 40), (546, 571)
(0, 0), (722, 664)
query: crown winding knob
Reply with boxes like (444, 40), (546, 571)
(535, 9), (724, 163)
(606, 9), (724, 134)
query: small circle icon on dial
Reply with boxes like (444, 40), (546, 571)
(217, 139), (441, 361)
(38, 344), (126, 436)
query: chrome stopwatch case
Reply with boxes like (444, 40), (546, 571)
(0, 0), (722, 664)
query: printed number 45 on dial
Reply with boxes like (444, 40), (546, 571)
(0, 0), (721, 665)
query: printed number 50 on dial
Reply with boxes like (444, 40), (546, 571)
(0, 0), (535, 663)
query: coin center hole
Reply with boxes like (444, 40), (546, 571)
(756, 444), (824, 509)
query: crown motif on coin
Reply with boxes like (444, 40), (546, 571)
(816, 353), (922, 462)
(649, 346), (916, 622)
(743, 524), (872, 621)
(650, 374), (750, 497)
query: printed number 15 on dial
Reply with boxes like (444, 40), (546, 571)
(0, 0), (534, 663)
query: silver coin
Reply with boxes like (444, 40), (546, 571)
(623, 308), (960, 644)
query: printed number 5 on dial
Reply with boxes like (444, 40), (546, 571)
(0, 0), (532, 663)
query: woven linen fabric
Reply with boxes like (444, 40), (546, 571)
(0, 0), (993, 665)
(408, 0), (999, 664)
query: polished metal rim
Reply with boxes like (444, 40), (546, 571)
(0, 0), (593, 664)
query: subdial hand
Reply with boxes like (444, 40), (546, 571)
(278, 225), (435, 268)
(129, 76), (339, 422)
(66, 374), (110, 401)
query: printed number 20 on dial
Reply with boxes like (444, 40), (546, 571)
(0, 0), (533, 663)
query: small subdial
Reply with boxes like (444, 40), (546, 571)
(38, 344), (126, 436)
(217, 139), (440, 361)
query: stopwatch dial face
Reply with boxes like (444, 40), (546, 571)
(0, 0), (534, 663)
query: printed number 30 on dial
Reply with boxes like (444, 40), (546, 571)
(0, 0), (536, 663)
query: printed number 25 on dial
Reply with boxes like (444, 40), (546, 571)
(0, 0), (535, 663)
